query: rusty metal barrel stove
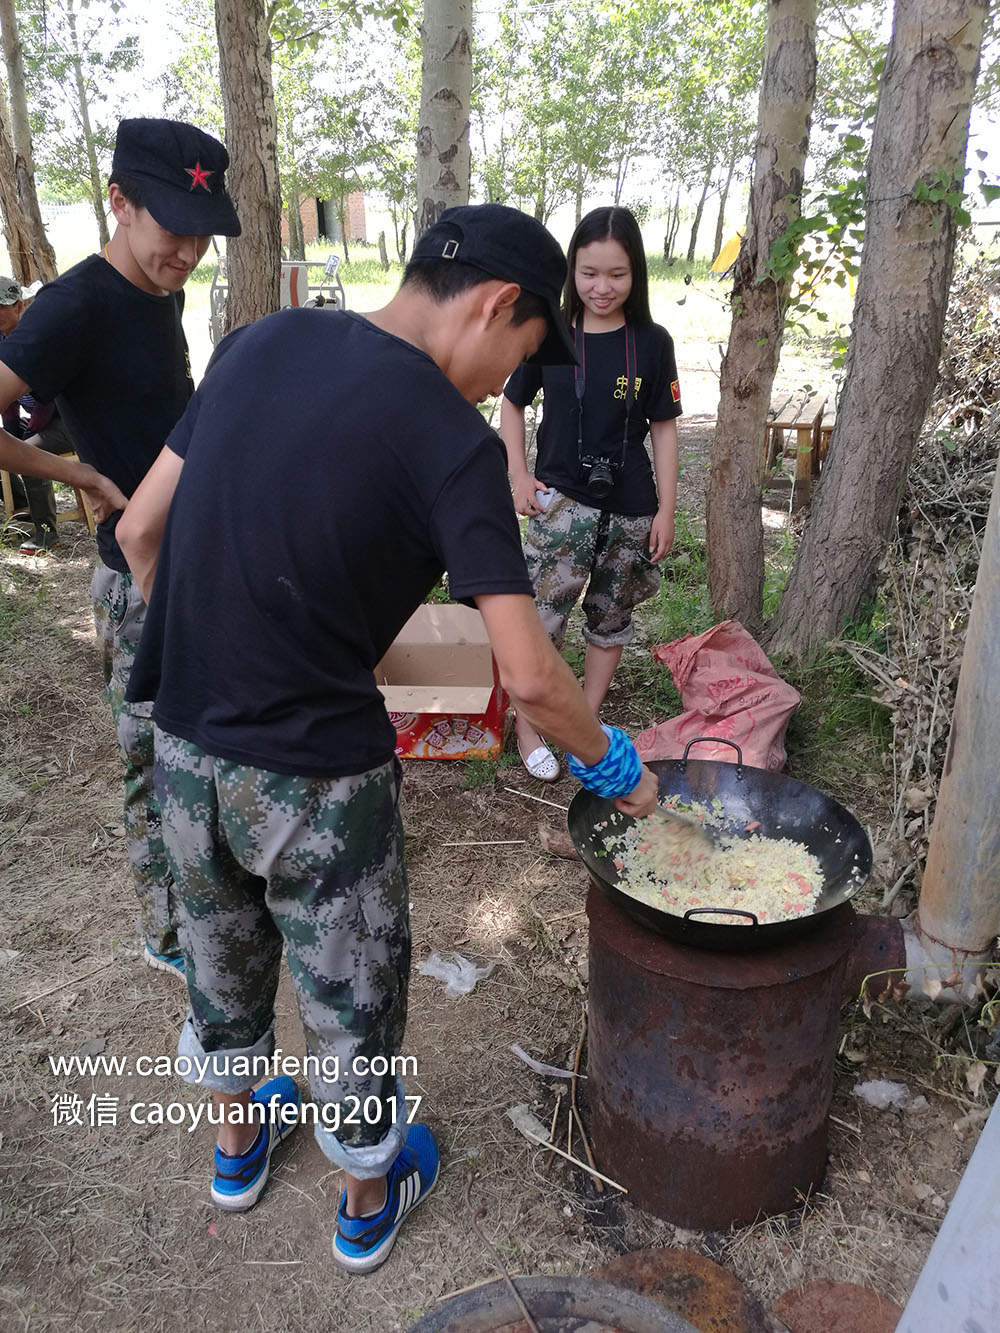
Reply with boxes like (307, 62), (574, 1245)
(586, 884), (857, 1229)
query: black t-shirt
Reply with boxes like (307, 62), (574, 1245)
(0, 255), (193, 571)
(127, 308), (533, 778)
(504, 321), (682, 514)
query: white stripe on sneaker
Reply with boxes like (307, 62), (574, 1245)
(396, 1172), (416, 1221)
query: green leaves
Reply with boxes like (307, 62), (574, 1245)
(268, 0), (415, 47)
(912, 169), (978, 230)
(16, 0), (140, 216)
(759, 124), (869, 340)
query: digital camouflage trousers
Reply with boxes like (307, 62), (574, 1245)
(91, 564), (179, 956)
(524, 491), (660, 649)
(154, 728), (411, 1172)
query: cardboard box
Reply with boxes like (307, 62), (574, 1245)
(375, 604), (509, 760)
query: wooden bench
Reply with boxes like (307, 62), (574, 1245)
(1, 453), (97, 538)
(818, 405), (835, 468)
(761, 390), (827, 506)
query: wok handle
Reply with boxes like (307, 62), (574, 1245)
(683, 907), (760, 927)
(679, 736), (745, 777)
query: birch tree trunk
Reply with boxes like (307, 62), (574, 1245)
(415, 0), (471, 239)
(0, 1), (56, 282)
(215, 0), (280, 333)
(706, 0), (817, 633)
(663, 188), (681, 261)
(685, 162), (714, 264)
(768, 0), (987, 657)
(66, 3), (109, 249)
(614, 152), (631, 204)
(713, 153), (738, 263)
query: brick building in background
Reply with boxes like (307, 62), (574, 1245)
(282, 193), (367, 247)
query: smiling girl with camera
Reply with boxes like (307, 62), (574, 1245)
(501, 205), (682, 782)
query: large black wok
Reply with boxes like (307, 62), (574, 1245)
(568, 738), (872, 951)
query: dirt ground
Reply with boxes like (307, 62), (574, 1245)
(1, 354), (994, 1332)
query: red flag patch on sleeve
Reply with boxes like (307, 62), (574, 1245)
(671, 379), (681, 402)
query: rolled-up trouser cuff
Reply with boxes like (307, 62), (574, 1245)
(177, 1013), (276, 1094)
(313, 1074), (407, 1179)
(177, 1016), (407, 1178)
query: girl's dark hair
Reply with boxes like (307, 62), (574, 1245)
(563, 206), (651, 326)
(403, 257), (548, 326)
(108, 171), (145, 209)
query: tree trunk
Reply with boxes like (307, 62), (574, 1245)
(533, 131), (546, 222)
(713, 153), (737, 264)
(214, 0), (281, 333)
(415, 0), (472, 239)
(392, 204), (408, 263)
(377, 229), (390, 271)
(0, 88), (40, 283)
(705, 0), (817, 633)
(66, 4), (108, 249)
(685, 161), (714, 264)
(663, 187), (681, 261)
(767, 0), (987, 657)
(336, 191), (351, 264)
(916, 452), (1000, 960)
(0, 1), (57, 282)
(286, 191), (305, 260)
(574, 161), (584, 227)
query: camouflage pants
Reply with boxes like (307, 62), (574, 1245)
(91, 564), (179, 956)
(154, 727), (411, 1177)
(524, 491), (660, 649)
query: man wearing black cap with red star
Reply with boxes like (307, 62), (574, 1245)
(0, 117), (240, 979)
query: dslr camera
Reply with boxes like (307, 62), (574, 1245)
(579, 453), (619, 500)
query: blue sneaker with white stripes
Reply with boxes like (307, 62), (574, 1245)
(332, 1123), (439, 1273)
(210, 1076), (301, 1211)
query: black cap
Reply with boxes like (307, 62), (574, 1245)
(111, 118), (241, 238)
(410, 204), (576, 365)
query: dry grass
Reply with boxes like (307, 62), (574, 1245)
(838, 258), (1000, 923)
(0, 462), (992, 1331)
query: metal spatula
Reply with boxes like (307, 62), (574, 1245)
(643, 805), (717, 854)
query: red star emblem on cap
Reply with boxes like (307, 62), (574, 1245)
(185, 160), (214, 192)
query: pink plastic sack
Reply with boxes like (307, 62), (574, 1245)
(634, 620), (800, 771)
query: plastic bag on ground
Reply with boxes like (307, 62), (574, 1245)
(853, 1079), (912, 1109)
(418, 950), (495, 997)
(634, 619), (800, 771)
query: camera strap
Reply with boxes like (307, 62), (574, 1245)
(574, 318), (638, 462)
(574, 319), (587, 453)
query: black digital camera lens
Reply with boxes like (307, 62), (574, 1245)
(585, 461), (615, 499)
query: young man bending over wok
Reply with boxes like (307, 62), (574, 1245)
(116, 203), (657, 1274)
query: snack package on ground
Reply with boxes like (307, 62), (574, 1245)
(418, 950), (496, 997)
(634, 619), (800, 770)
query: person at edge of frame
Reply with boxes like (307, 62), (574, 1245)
(0, 277), (73, 553)
(0, 117), (241, 978)
(115, 202), (659, 1275)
